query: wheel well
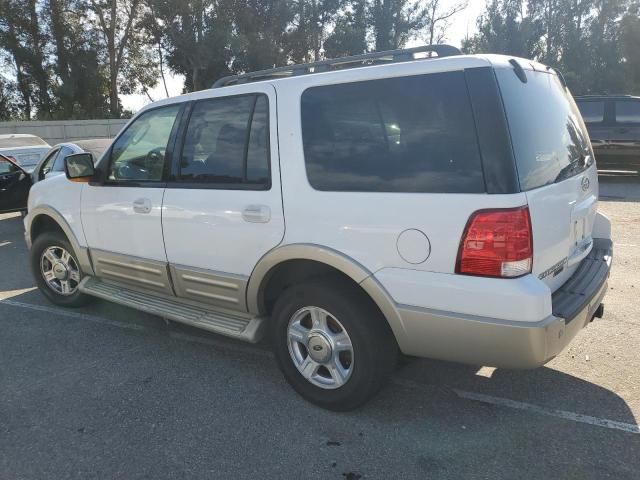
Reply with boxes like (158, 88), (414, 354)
(260, 259), (379, 317)
(30, 214), (66, 243)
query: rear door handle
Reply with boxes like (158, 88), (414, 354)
(133, 198), (152, 214)
(242, 204), (271, 223)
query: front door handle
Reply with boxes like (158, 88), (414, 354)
(133, 198), (152, 214)
(242, 204), (271, 223)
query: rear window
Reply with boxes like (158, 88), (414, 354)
(0, 135), (48, 148)
(301, 71), (485, 193)
(576, 101), (605, 123)
(496, 69), (593, 191)
(615, 101), (640, 123)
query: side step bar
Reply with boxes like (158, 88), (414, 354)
(79, 277), (266, 343)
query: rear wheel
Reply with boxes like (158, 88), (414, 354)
(272, 277), (397, 411)
(31, 231), (91, 307)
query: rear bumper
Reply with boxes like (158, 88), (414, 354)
(395, 238), (613, 368)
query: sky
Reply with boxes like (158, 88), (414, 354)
(121, 0), (488, 112)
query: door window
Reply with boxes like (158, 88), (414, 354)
(108, 104), (181, 182)
(51, 146), (75, 172)
(0, 157), (19, 174)
(178, 94), (270, 188)
(615, 101), (640, 124)
(40, 149), (60, 177)
(576, 101), (605, 123)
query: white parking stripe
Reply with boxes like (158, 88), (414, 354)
(454, 389), (640, 435)
(2, 298), (639, 435)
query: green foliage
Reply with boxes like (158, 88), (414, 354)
(13, 0), (639, 119)
(465, 0), (640, 95)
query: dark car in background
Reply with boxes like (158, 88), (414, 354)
(0, 139), (111, 215)
(0, 154), (31, 214)
(575, 95), (640, 175)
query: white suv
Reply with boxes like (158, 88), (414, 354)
(24, 46), (613, 410)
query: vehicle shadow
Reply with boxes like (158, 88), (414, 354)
(0, 213), (37, 294)
(387, 355), (638, 427)
(2, 205), (637, 434)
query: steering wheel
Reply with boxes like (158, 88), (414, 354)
(146, 148), (164, 165)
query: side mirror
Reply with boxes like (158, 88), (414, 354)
(64, 153), (95, 182)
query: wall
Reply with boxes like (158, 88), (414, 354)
(0, 119), (129, 145)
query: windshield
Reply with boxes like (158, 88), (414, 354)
(496, 68), (593, 191)
(75, 139), (111, 161)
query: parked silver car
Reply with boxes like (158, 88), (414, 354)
(0, 134), (51, 172)
(33, 139), (112, 182)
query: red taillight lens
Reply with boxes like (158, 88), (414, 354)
(456, 206), (533, 278)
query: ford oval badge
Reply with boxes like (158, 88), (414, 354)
(581, 177), (590, 192)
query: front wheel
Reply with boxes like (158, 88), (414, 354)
(30, 231), (92, 307)
(272, 278), (397, 411)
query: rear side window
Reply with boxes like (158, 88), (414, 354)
(576, 101), (605, 123)
(615, 101), (640, 124)
(301, 71), (485, 193)
(179, 94), (270, 188)
(497, 69), (593, 191)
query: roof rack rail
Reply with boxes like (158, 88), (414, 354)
(212, 44), (462, 88)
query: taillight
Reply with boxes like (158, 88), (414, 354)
(456, 206), (532, 278)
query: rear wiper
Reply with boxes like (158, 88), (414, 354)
(554, 154), (586, 183)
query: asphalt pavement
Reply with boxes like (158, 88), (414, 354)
(1, 176), (639, 479)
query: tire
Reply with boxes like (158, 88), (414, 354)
(30, 231), (92, 308)
(272, 277), (397, 411)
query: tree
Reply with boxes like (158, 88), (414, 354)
(86, 0), (152, 116)
(368, 0), (427, 51)
(47, 0), (111, 118)
(234, 0), (293, 70)
(0, 0), (52, 118)
(464, 0), (640, 95)
(620, 3), (640, 93)
(424, 0), (467, 45)
(0, 77), (20, 120)
(323, 0), (368, 58)
(146, 0), (234, 92)
(288, 0), (343, 62)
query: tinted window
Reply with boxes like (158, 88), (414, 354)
(40, 149), (60, 176)
(109, 105), (180, 182)
(179, 94), (269, 187)
(577, 101), (605, 123)
(301, 71), (484, 193)
(616, 101), (640, 123)
(497, 69), (593, 191)
(52, 146), (74, 172)
(0, 157), (18, 174)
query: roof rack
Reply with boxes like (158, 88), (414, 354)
(212, 44), (462, 88)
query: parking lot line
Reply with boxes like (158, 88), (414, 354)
(454, 389), (640, 435)
(2, 297), (638, 436)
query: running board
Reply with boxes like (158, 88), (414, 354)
(79, 277), (266, 343)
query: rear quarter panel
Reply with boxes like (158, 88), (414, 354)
(274, 61), (529, 276)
